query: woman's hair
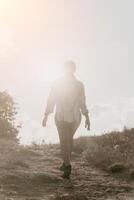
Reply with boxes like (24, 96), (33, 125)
(64, 60), (76, 73)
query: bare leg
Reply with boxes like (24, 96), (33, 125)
(61, 123), (72, 166)
(57, 126), (67, 163)
(55, 119), (81, 166)
(62, 122), (78, 166)
(70, 119), (81, 156)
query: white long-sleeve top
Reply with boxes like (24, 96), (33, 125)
(45, 76), (88, 123)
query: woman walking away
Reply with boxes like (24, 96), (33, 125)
(42, 61), (90, 179)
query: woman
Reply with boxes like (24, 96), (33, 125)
(42, 61), (90, 179)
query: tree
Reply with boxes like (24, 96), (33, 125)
(0, 91), (19, 141)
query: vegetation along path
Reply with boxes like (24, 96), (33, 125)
(0, 144), (134, 200)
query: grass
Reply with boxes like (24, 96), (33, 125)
(74, 128), (134, 179)
(0, 138), (62, 198)
(0, 128), (134, 187)
(108, 163), (126, 173)
(0, 131), (134, 199)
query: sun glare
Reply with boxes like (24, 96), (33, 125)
(0, 0), (10, 6)
(0, 0), (12, 12)
(39, 66), (62, 85)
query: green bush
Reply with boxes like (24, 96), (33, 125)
(74, 129), (134, 177)
(108, 163), (126, 173)
(73, 137), (91, 154)
(0, 91), (20, 142)
(129, 169), (134, 180)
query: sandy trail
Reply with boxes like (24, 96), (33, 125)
(0, 146), (134, 200)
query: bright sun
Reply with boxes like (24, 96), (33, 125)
(0, 0), (11, 10)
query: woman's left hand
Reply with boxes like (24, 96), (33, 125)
(42, 116), (48, 127)
(85, 116), (90, 131)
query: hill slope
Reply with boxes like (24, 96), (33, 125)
(0, 138), (134, 200)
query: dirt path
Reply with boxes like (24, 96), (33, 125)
(0, 146), (134, 200)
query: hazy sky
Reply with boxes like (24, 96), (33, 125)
(0, 0), (134, 144)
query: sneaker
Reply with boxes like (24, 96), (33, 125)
(62, 165), (72, 179)
(60, 163), (66, 171)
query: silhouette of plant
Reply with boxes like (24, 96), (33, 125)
(0, 91), (20, 142)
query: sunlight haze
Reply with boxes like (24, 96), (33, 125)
(0, 0), (133, 144)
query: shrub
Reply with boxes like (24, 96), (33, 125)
(0, 91), (20, 142)
(129, 169), (134, 180)
(73, 137), (91, 154)
(74, 129), (134, 178)
(108, 163), (126, 173)
(85, 129), (134, 173)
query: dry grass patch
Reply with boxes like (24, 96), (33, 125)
(74, 129), (134, 179)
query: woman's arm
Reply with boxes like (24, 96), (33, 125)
(80, 83), (90, 131)
(42, 85), (56, 127)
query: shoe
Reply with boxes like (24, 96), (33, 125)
(60, 163), (66, 171)
(62, 165), (72, 179)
